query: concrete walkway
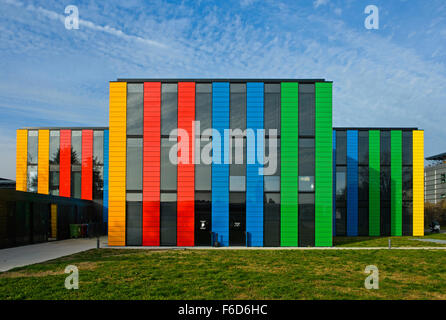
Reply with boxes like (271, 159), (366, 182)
(0, 237), (107, 272)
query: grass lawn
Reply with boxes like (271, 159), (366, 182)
(334, 234), (446, 247)
(1, 248), (446, 300)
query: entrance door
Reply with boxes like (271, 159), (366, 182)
(195, 192), (211, 246)
(229, 192), (246, 246)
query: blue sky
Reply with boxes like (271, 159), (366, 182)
(0, 0), (445, 179)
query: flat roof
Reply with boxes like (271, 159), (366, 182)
(115, 78), (331, 83)
(426, 152), (446, 161)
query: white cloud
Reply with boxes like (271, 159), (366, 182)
(313, 0), (329, 9)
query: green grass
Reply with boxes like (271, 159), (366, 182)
(334, 234), (446, 247)
(1, 248), (446, 300)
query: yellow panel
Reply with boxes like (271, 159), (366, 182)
(413, 130), (424, 236)
(16, 130), (28, 191)
(108, 82), (127, 246)
(51, 204), (57, 238)
(37, 130), (50, 194)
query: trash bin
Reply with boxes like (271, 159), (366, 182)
(70, 224), (81, 238)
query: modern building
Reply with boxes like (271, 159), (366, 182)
(425, 152), (446, 204)
(15, 79), (425, 247)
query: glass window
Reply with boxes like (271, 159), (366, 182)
(358, 131), (369, 165)
(196, 84), (212, 134)
(126, 200), (142, 246)
(160, 193), (177, 246)
(126, 138), (143, 191)
(298, 193), (315, 247)
(71, 171), (81, 198)
(230, 137), (246, 191)
(230, 176), (245, 192)
(298, 84), (315, 136)
(27, 131), (38, 164)
(380, 166), (391, 201)
(358, 206), (369, 236)
(264, 192), (280, 247)
(380, 131), (391, 165)
(402, 131), (413, 166)
(299, 138), (315, 192)
(230, 83), (246, 130)
(49, 171), (59, 196)
(127, 84), (143, 135)
(336, 131), (347, 165)
(335, 206), (346, 236)
(402, 166), (413, 201)
(264, 138), (280, 176)
(93, 166), (104, 200)
(161, 138), (177, 191)
(195, 136), (211, 191)
(71, 130), (82, 165)
(161, 83), (177, 136)
(27, 165), (38, 192)
(336, 166), (347, 201)
(264, 84), (280, 134)
(264, 176), (280, 192)
(358, 166), (369, 201)
(93, 131), (104, 166)
(49, 131), (60, 165)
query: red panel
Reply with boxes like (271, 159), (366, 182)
(81, 130), (93, 200)
(59, 130), (71, 197)
(143, 82), (161, 246)
(177, 82), (195, 246)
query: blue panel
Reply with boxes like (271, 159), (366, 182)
(212, 82), (229, 246)
(347, 130), (358, 236)
(103, 130), (109, 231)
(246, 82), (264, 247)
(332, 130), (336, 236)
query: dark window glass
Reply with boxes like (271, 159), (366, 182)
(298, 193), (315, 246)
(195, 136), (212, 191)
(229, 192), (246, 246)
(402, 201), (413, 236)
(264, 138), (280, 176)
(126, 138), (143, 191)
(336, 131), (347, 165)
(380, 203), (391, 236)
(358, 206), (369, 236)
(93, 131), (104, 166)
(27, 165), (38, 192)
(298, 84), (315, 136)
(93, 166), (104, 200)
(230, 83), (246, 130)
(71, 131), (82, 165)
(127, 84), (143, 135)
(71, 171), (81, 198)
(264, 176), (280, 192)
(126, 200), (142, 246)
(358, 166), (369, 201)
(380, 166), (391, 201)
(380, 131), (391, 165)
(358, 131), (369, 165)
(403, 166), (413, 201)
(196, 84), (212, 134)
(230, 137), (245, 191)
(195, 191), (212, 246)
(335, 206), (346, 236)
(402, 131), (413, 166)
(299, 138), (315, 192)
(27, 131), (38, 164)
(161, 84), (177, 136)
(336, 166), (347, 201)
(264, 84), (280, 135)
(161, 193), (177, 246)
(49, 131), (60, 165)
(264, 193), (280, 247)
(49, 171), (59, 196)
(161, 138), (177, 190)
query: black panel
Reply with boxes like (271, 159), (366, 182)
(299, 193), (315, 246)
(403, 166), (413, 201)
(230, 83), (246, 130)
(195, 192), (211, 246)
(126, 201), (142, 246)
(335, 205), (346, 236)
(380, 165), (391, 236)
(160, 194), (177, 246)
(380, 204), (391, 236)
(229, 192), (246, 246)
(298, 138), (315, 192)
(358, 131), (369, 165)
(358, 166), (369, 201)
(358, 204), (369, 236)
(402, 201), (413, 236)
(336, 131), (347, 165)
(298, 84), (315, 136)
(402, 131), (413, 166)
(264, 193), (280, 247)
(264, 85), (280, 135)
(380, 131), (391, 165)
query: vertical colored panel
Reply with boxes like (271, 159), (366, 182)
(143, 82), (161, 246)
(16, 129), (28, 191)
(332, 130), (336, 236)
(346, 130), (358, 236)
(391, 130), (402, 236)
(369, 130), (380, 236)
(212, 82), (229, 246)
(246, 82), (264, 247)
(177, 82), (195, 246)
(109, 82), (127, 246)
(315, 82), (333, 246)
(103, 130), (109, 228)
(81, 129), (93, 200)
(413, 130), (424, 236)
(280, 82), (298, 246)
(37, 130), (49, 194)
(51, 204), (57, 238)
(59, 130), (71, 197)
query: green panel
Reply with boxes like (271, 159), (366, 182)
(369, 130), (380, 236)
(391, 130), (402, 236)
(280, 82), (298, 246)
(315, 82), (333, 247)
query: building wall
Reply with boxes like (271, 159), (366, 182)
(108, 79), (333, 247)
(333, 128), (424, 237)
(425, 163), (446, 204)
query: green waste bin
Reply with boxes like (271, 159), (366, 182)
(70, 224), (81, 238)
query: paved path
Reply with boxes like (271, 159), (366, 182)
(0, 237), (107, 272)
(410, 238), (446, 244)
